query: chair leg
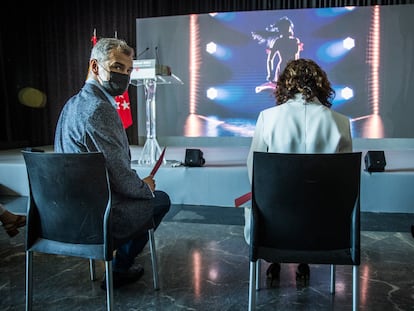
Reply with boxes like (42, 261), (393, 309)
(330, 264), (336, 294)
(89, 259), (96, 281)
(105, 261), (113, 311)
(256, 260), (261, 290)
(148, 228), (159, 290)
(249, 261), (256, 311)
(26, 251), (33, 311)
(353, 265), (359, 311)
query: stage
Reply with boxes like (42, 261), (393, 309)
(1, 143), (414, 214)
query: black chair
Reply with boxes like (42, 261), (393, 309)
(22, 151), (159, 311)
(248, 152), (362, 311)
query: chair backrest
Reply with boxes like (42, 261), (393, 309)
(22, 151), (112, 259)
(250, 152), (361, 265)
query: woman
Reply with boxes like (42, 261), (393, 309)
(0, 203), (26, 237)
(245, 58), (353, 283)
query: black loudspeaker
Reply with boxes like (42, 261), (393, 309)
(364, 150), (386, 172)
(185, 149), (205, 167)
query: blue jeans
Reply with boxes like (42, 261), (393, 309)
(113, 190), (171, 272)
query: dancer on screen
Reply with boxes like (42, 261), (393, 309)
(252, 16), (303, 93)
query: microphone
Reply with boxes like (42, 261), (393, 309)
(155, 46), (160, 63)
(154, 46), (171, 76)
(137, 47), (149, 58)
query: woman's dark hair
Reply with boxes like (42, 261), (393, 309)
(274, 58), (335, 108)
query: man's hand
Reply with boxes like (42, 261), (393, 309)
(143, 175), (155, 192)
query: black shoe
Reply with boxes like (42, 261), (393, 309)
(266, 263), (281, 286)
(296, 263), (310, 283)
(101, 265), (144, 290)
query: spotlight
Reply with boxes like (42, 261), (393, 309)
(341, 87), (354, 100)
(343, 37), (355, 50)
(206, 42), (217, 54)
(206, 87), (218, 100)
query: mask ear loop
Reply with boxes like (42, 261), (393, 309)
(95, 61), (112, 84)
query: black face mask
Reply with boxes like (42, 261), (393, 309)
(101, 71), (130, 96)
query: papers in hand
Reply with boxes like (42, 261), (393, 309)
(150, 147), (166, 176)
(234, 192), (252, 208)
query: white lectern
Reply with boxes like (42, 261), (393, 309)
(130, 59), (183, 165)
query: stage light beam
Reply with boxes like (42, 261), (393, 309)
(205, 42), (232, 60)
(319, 38), (354, 61)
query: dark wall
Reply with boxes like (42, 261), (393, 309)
(1, 0), (412, 149)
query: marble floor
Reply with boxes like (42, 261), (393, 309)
(1, 204), (413, 311)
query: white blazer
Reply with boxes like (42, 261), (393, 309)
(247, 94), (353, 182)
(244, 93), (353, 244)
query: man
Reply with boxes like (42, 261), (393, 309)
(245, 58), (352, 282)
(55, 38), (171, 289)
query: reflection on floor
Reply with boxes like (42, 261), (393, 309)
(1, 205), (413, 311)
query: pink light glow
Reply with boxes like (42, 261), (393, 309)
(192, 250), (201, 298)
(368, 6), (381, 116)
(189, 14), (201, 115)
(360, 264), (370, 307)
(360, 5), (383, 138)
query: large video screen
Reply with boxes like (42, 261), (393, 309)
(136, 4), (414, 139)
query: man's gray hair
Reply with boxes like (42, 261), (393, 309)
(90, 38), (134, 62)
